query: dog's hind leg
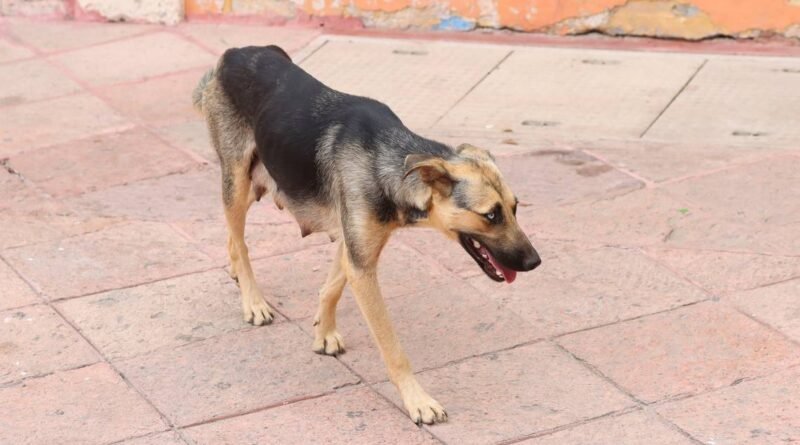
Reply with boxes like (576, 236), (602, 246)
(222, 161), (274, 326)
(312, 241), (346, 355)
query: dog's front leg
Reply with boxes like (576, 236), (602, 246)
(344, 256), (447, 425)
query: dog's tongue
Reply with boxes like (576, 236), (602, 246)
(486, 250), (517, 284)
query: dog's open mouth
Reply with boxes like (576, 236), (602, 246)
(458, 234), (517, 284)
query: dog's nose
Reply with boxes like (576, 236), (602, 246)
(521, 251), (542, 271)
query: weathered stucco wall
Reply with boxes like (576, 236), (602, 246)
(3, 0), (800, 39)
(185, 0), (800, 39)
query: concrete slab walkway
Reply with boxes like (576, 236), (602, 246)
(1, 17), (799, 445)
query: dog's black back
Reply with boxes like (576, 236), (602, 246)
(218, 45), (411, 202)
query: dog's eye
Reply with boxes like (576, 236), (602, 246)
(485, 212), (496, 221)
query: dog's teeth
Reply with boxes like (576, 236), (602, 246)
(473, 240), (480, 249)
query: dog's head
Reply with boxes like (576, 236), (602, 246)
(404, 144), (541, 283)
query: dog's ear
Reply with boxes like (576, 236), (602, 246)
(403, 154), (453, 195)
(456, 143), (495, 162)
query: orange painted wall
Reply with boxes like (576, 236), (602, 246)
(183, 0), (800, 39)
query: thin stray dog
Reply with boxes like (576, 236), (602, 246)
(193, 44), (541, 425)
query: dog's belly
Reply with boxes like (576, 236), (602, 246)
(251, 162), (340, 240)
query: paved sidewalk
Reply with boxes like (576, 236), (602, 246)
(1, 18), (800, 445)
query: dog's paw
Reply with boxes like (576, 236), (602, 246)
(401, 383), (447, 425)
(243, 296), (274, 326)
(312, 331), (345, 356)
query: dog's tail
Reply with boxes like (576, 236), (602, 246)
(192, 68), (215, 112)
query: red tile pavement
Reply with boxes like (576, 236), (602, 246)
(177, 23), (321, 56)
(48, 32), (215, 87)
(376, 342), (635, 444)
(5, 19), (154, 54)
(251, 239), (456, 320)
(116, 431), (187, 445)
(0, 58), (81, 104)
(558, 302), (800, 403)
(520, 410), (693, 445)
(0, 199), (117, 250)
(115, 324), (358, 426)
(729, 278), (800, 344)
(646, 247), (800, 296)
(0, 304), (99, 384)
(9, 129), (199, 197)
(177, 217), (329, 264)
(56, 269), (246, 360)
(99, 69), (209, 125)
(2, 221), (214, 299)
(1, 18), (798, 444)
(0, 363), (167, 445)
(63, 169), (226, 223)
(526, 188), (691, 246)
(314, 280), (539, 383)
(0, 258), (39, 310)
(0, 93), (132, 157)
(0, 36), (35, 62)
(656, 367), (800, 445)
(152, 120), (219, 164)
(183, 387), (439, 444)
(468, 242), (707, 338)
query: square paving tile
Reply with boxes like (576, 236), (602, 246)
(152, 119), (218, 165)
(184, 387), (439, 444)
(100, 69), (207, 125)
(0, 200), (117, 250)
(468, 242), (707, 338)
(49, 32), (215, 86)
(0, 36), (35, 63)
(0, 59), (81, 105)
(117, 431), (187, 445)
(0, 304), (99, 384)
(394, 228), (485, 279)
(580, 138), (783, 184)
(65, 169), (225, 223)
(0, 257), (38, 310)
(312, 280), (538, 383)
(57, 269), (246, 360)
(177, 218), (329, 265)
(663, 157), (800, 256)
(664, 214), (800, 257)
(527, 188), (691, 246)
(646, 56), (800, 148)
(558, 302), (800, 403)
(301, 38), (509, 129)
(494, 150), (642, 209)
(435, 47), (703, 140)
(665, 156), (800, 227)
(251, 240), (455, 320)
(2, 221), (213, 300)
(0, 167), (38, 211)
(116, 324), (358, 426)
(376, 342), (634, 445)
(0, 363), (166, 445)
(521, 410), (692, 445)
(6, 20), (153, 53)
(9, 129), (198, 197)
(646, 248), (800, 296)
(656, 367), (800, 445)
(729, 278), (800, 344)
(178, 23), (320, 55)
(0, 94), (131, 157)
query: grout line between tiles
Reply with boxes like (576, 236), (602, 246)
(639, 59), (708, 139)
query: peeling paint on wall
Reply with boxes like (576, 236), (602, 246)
(4, 0), (800, 40)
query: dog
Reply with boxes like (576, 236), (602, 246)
(193, 44), (541, 425)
